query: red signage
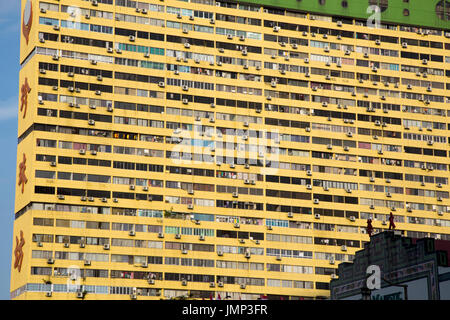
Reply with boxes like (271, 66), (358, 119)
(18, 154), (28, 194)
(14, 231), (25, 273)
(20, 78), (31, 119)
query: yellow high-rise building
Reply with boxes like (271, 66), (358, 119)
(11, 0), (450, 300)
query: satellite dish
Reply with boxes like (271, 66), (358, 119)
(24, 0), (32, 26)
(22, 0), (33, 44)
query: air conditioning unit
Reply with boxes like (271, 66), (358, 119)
(313, 199), (319, 204)
(402, 42), (408, 48)
(187, 204), (194, 209)
(273, 26), (281, 32)
(84, 260), (91, 266)
(57, 195), (65, 200)
(182, 99), (189, 104)
(129, 230), (136, 236)
(341, 245), (347, 251)
(314, 213), (321, 219)
(306, 170), (312, 176)
(184, 43), (190, 48)
(155, 232), (163, 239)
(245, 252), (251, 259)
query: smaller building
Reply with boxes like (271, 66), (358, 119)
(330, 231), (450, 300)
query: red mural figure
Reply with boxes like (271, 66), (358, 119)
(14, 231), (25, 272)
(389, 212), (396, 230)
(18, 154), (28, 194)
(366, 219), (374, 237)
(20, 78), (31, 119)
(22, 0), (33, 45)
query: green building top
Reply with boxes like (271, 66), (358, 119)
(235, 0), (450, 31)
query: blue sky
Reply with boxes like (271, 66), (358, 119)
(0, 0), (20, 300)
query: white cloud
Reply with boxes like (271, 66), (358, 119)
(0, 1), (20, 30)
(0, 2), (20, 16)
(0, 96), (18, 122)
